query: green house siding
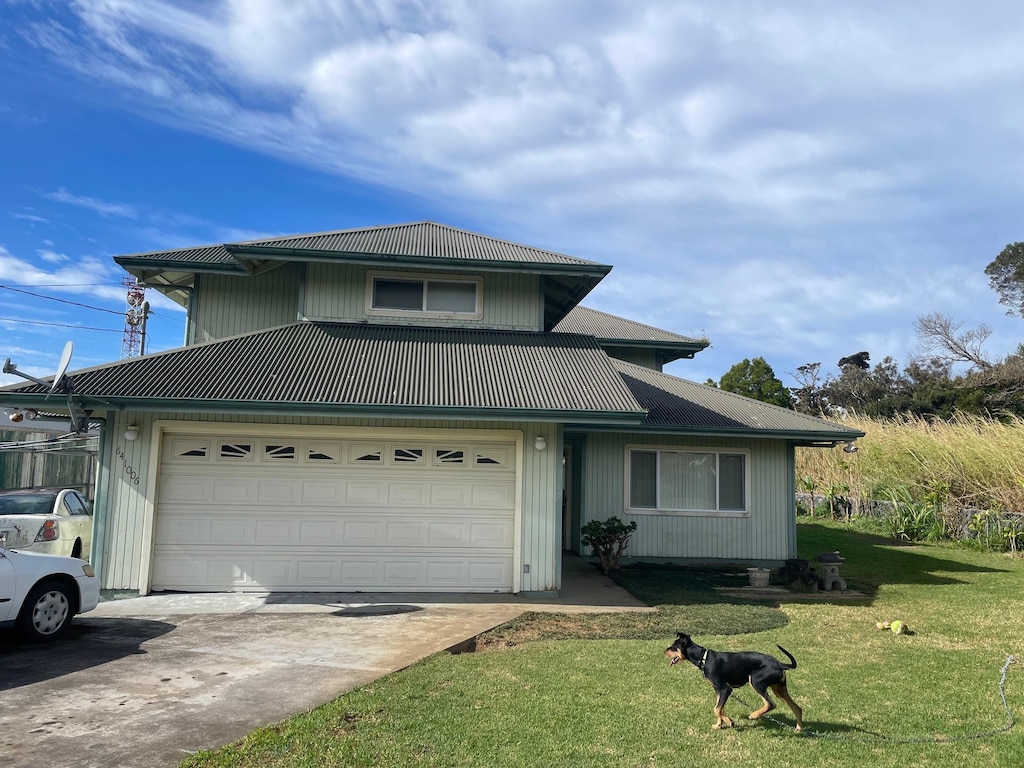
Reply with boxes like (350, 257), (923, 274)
(188, 266), (302, 343)
(603, 347), (660, 370)
(302, 263), (543, 330)
(96, 412), (561, 594)
(580, 432), (796, 563)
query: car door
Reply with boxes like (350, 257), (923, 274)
(0, 550), (15, 622)
(61, 491), (93, 560)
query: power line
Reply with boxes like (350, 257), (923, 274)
(0, 317), (120, 332)
(0, 282), (125, 287)
(0, 284), (124, 315)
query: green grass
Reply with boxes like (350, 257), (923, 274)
(181, 520), (1024, 768)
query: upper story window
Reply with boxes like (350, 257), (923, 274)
(368, 273), (482, 318)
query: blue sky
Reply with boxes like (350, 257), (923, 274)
(2, 1), (1023, 393)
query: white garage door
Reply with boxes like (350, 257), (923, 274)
(151, 433), (517, 592)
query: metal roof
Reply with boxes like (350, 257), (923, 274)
(116, 221), (607, 270)
(609, 359), (863, 441)
(0, 323), (645, 421)
(554, 306), (708, 348)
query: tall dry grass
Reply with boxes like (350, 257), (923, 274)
(795, 413), (1024, 513)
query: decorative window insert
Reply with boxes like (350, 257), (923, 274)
(174, 440), (209, 459)
(349, 446), (383, 463)
(306, 444), (341, 463)
(264, 444), (297, 461)
(474, 447), (509, 468)
(392, 447), (425, 464)
(368, 274), (481, 317)
(626, 448), (748, 516)
(218, 443), (253, 461)
(433, 448), (466, 466)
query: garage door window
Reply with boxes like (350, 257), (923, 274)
(393, 447), (424, 464)
(264, 444), (297, 461)
(219, 443), (253, 460)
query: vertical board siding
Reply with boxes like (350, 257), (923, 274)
(605, 348), (659, 370)
(189, 267), (301, 343)
(581, 432), (794, 563)
(99, 412), (561, 593)
(303, 264), (542, 330)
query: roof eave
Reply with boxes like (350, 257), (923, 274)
(1, 395), (647, 425)
(567, 422), (865, 443)
(225, 244), (612, 277)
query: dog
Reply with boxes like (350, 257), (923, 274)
(664, 632), (803, 732)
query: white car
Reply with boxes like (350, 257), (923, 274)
(0, 488), (93, 559)
(0, 545), (101, 641)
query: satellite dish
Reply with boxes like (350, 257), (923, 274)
(51, 341), (74, 394)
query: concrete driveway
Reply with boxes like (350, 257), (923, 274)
(0, 556), (650, 768)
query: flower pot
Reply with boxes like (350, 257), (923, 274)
(747, 567), (771, 588)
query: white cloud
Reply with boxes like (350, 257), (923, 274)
(43, 187), (138, 218)
(10, 211), (48, 223)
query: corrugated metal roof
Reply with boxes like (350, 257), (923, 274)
(553, 306), (708, 346)
(1, 323), (644, 418)
(116, 243), (235, 267)
(611, 359), (863, 439)
(115, 222), (608, 270)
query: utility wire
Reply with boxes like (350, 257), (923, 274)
(0, 282), (125, 287)
(0, 284), (124, 315)
(0, 317), (120, 332)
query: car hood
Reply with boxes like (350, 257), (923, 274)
(0, 545), (92, 576)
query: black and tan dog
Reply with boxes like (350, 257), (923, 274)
(664, 632), (803, 732)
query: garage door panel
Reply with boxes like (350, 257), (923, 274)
(257, 479), (302, 504)
(213, 478), (253, 503)
(255, 519), (297, 544)
(209, 518), (248, 544)
(388, 483), (427, 504)
(471, 485), (514, 507)
(346, 482), (385, 504)
(152, 548), (515, 591)
(301, 482), (340, 504)
(160, 476), (213, 503)
(154, 433), (518, 592)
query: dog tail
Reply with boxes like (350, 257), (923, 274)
(777, 645), (797, 669)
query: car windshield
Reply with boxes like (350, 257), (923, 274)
(0, 494), (58, 516)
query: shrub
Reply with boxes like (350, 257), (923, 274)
(581, 517), (638, 575)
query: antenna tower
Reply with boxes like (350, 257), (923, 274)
(121, 276), (147, 359)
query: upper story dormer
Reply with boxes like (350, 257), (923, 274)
(115, 221), (707, 371)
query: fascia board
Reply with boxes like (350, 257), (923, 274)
(567, 423), (865, 442)
(18, 396), (648, 425)
(223, 244), (612, 278)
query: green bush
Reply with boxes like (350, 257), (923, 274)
(581, 517), (638, 574)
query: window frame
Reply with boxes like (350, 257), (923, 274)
(623, 445), (751, 517)
(366, 271), (483, 320)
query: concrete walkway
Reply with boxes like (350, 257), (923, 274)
(0, 555), (650, 768)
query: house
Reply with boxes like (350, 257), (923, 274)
(0, 222), (862, 596)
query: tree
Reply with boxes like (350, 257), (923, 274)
(716, 357), (793, 408)
(985, 242), (1024, 317)
(791, 362), (828, 416)
(914, 313), (993, 371)
(822, 355), (913, 418)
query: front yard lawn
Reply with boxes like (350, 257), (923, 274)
(182, 520), (1024, 767)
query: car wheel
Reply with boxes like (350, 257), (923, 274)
(17, 580), (74, 642)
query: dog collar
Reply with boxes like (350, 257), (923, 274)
(698, 650), (708, 670)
